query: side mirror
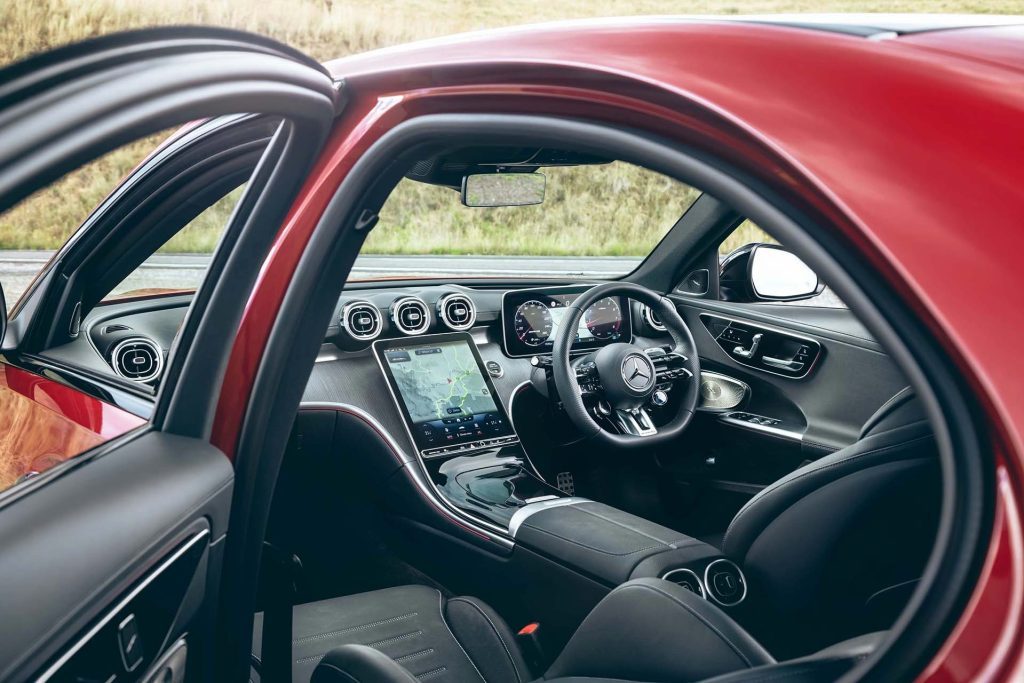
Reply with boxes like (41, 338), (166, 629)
(748, 244), (821, 301)
(461, 172), (545, 207)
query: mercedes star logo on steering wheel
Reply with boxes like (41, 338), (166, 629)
(621, 354), (654, 391)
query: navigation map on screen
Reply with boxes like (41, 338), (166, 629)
(379, 337), (514, 451)
(384, 341), (498, 424)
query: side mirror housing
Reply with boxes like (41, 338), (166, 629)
(719, 243), (823, 303)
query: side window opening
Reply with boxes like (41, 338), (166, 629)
(0, 132), (172, 311)
(104, 183), (246, 301)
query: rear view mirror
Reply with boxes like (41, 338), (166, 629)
(461, 173), (545, 207)
(749, 244), (821, 300)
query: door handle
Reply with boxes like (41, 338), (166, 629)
(733, 333), (762, 359)
(762, 355), (805, 372)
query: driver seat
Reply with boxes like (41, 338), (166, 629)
(253, 578), (884, 683)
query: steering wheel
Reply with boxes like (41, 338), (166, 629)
(552, 282), (701, 448)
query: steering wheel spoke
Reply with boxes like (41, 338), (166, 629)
(612, 407), (658, 436)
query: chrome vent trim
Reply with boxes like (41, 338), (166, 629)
(109, 337), (163, 383)
(340, 301), (383, 342)
(661, 568), (706, 599)
(391, 296), (430, 336)
(438, 293), (477, 332)
(640, 304), (666, 332)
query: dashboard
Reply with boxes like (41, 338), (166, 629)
(67, 284), (658, 393)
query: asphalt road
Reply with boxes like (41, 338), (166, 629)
(0, 250), (841, 307)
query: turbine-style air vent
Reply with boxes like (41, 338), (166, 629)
(110, 337), (163, 383)
(340, 301), (383, 342)
(661, 568), (706, 599)
(437, 293), (476, 332)
(640, 304), (667, 332)
(391, 297), (430, 336)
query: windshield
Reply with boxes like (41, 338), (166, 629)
(354, 162), (699, 281)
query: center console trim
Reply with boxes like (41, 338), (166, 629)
(508, 497), (590, 537)
(300, 400), (515, 548)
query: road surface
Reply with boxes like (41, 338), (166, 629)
(0, 250), (841, 308)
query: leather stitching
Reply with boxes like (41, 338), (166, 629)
(395, 649), (435, 663)
(723, 435), (933, 548)
(417, 667), (448, 680)
(448, 597), (523, 683)
(294, 612), (419, 644)
(366, 630), (424, 649)
(435, 591), (487, 682)
(622, 583), (761, 668)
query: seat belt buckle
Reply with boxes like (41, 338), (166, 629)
(516, 622), (546, 674)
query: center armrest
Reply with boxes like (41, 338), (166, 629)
(512, 500), (718, 585)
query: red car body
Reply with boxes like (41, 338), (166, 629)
(5, 17), (1023, 682)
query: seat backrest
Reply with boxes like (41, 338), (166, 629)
(721, 390), (940, 657)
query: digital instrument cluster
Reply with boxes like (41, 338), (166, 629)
(501, 285), (632, 357)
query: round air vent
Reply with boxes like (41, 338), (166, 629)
(704, 559), (747, 607)
(109, 337), (163, 383)
(437, 293), (477, 332)
(391, 297), (430, 335)
(661, 568), (706, 599)
(340, 301), (383, 342)
(640, 304), (666, 332)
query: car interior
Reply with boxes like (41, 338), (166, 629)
(26, 112), (945, 683)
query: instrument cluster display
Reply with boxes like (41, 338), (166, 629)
(502, 286), (632, 357)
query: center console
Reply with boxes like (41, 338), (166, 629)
(373, 332), (747, 609)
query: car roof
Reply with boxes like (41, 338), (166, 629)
(717, 13), (1024, 38)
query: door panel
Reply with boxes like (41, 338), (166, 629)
(658, 296), (909, 528)
(677, 296), (907, 450)
(0, 432), (232, 681)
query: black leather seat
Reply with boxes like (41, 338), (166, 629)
(720, 389), (940, 655)
(254, 579), (884, 683)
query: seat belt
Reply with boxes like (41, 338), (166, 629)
(260, 542), (302, 683)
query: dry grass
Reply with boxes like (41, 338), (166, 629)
(0, 0), (1011, 255)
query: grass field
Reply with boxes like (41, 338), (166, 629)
(0, 0), (1010, 257)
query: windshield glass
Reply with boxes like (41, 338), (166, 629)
(354, 162), (699, 281)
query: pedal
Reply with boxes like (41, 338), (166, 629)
(555, 471), (575, 496)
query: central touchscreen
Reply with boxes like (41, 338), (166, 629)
(375, 333), (516, 454)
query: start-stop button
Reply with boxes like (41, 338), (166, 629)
(704, 558), (747, 607)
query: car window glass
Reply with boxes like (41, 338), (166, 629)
(361, 162), (699, 281)
(103, 184), (246, 301)
(0, 132), (172, 311)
